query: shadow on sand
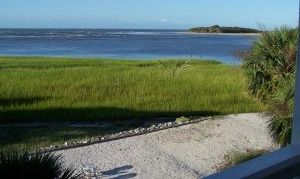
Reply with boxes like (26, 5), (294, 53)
(100, 165), (137, 179)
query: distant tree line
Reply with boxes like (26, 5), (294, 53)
(190, 25), (261, 33)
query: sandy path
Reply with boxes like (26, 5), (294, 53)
(57, 113), (277, 179)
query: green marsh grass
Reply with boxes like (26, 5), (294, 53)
(0, 56), (264, 149)
(0, 56), (264, 123)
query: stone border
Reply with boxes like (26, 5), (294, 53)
(36, 116), (214, 154)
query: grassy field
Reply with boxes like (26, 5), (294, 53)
(0, 56), (264, 150)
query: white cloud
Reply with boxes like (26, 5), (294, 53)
(161, 18), (167, 22)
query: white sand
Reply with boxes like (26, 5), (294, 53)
(57, 113), (278, 179)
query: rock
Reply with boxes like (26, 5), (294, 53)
(161, 123), (168, 128)
(121, 132), (126, 135)
(64, 142), (68, 146)
(156, 124), (162, 128)
(150, 124), (157, 130)
(82, 164), (97, 177)
(129, 130), (135, 133)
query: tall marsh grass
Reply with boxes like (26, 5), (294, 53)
(0, 57), (263, 123)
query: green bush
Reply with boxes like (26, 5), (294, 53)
(242, 27), (297, 145)
(0, 149), (82, 179)
(242, 27), (297, 99)
(268, 75), (295, 145)
(175, 116), (191, 123)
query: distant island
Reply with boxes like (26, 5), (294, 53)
(190, 25), (261, 34)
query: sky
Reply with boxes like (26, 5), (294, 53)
(0, 0), (299, 29)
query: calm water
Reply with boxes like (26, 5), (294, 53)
(0, 29), (258, 63)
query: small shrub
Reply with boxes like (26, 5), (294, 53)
(0, 149), (82, 179)
(175, 116), (191, 124)
(268, 116), (292, 146)
(268, 75), (294, 145)
(221, 150), (267, 170)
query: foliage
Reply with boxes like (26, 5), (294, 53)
(268, 75), (295, 145)
(242, 27), (297, 99)
(0, 149), (82, 179)
(0, 57), (264, 150)
(242, 27), (297, 145)
(0, 57), (263, 124)
(268, 116), (292, 146)
(175, 116), (191, 123)
(190, 25), (260, 33)
(222, 150), (266, 170)
(158, 59), (192, 77)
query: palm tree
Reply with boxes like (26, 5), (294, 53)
(242, 27), (297, 145)
(0, 149), (83, 179)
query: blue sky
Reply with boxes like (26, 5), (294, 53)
(0, 0), (298, 29)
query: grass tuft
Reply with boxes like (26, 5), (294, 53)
(220, 150), (267, 171)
